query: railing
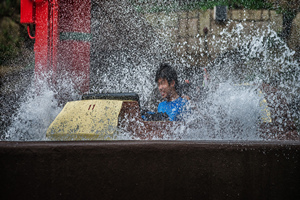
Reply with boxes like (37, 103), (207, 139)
(131, 0), (208, 6)
(131, 0), (207, 5)
(129, 0), (274, 11)
(129, 0), (211, 12)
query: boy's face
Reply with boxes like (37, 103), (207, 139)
(157, 78), (175, 100)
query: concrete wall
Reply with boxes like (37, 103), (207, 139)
(144, 9), (299, 66)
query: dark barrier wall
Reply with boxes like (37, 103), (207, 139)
(0, 141), (300, 200)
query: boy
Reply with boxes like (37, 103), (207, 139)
(155, 63), (189, 121)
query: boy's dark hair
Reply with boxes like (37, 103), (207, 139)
(155, 63), (179, 92)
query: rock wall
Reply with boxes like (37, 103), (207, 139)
(288, 12), (300, 60)
(144, 9), (299, 66)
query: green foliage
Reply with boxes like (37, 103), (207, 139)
(0, 0), (23, 65)
(267, 0), (300, 13)
(225, 0), (272, 10)
(130, 0), (274, 13)
(0, 18), (23, 64)
(0, 0), (20, 18)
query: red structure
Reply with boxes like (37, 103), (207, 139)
(20, 0), (91, 93)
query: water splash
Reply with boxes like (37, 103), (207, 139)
(5, 83), (62, 141)
(2, 2), (299, 141)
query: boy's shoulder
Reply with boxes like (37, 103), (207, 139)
(175, 96), (188, 105)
